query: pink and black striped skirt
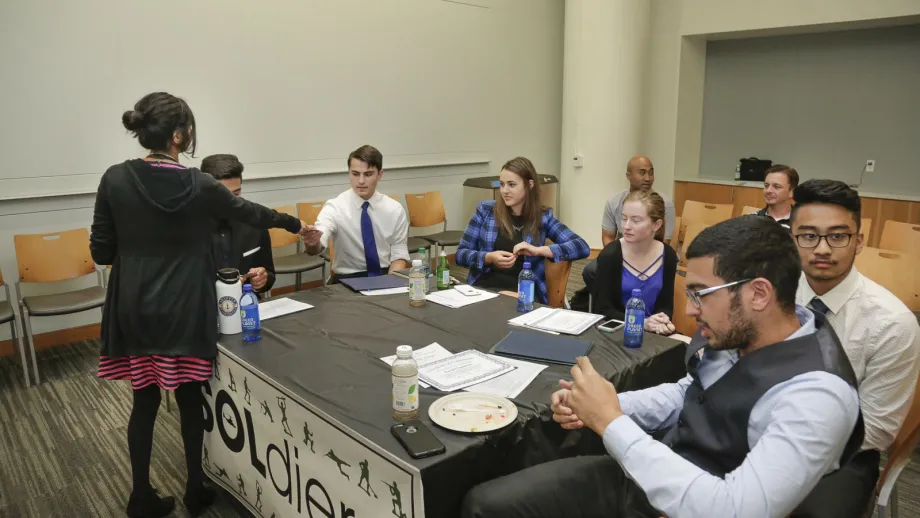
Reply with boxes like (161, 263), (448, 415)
(98, 355), (213, 390)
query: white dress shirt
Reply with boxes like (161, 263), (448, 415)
(605, 307), (860, 518)
(797, 268), (920, 452)
(314, 189), (410, 275)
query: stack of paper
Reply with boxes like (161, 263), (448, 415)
(379, 343), (546, 397)
(508, 307), (602, 335)
(426, 286), (499, 308)
(259, 298), (314, 320)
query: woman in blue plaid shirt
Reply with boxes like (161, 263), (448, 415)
(456, 157), (590, 304)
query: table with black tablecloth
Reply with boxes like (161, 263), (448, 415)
(206, 285), (687, 518)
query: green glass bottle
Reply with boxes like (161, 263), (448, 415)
(436, 250), (450, 290)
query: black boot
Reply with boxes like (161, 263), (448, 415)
(183, 484), (216, 517)
(126, 487), (175, 518)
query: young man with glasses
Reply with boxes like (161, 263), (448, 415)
(791, 179), (920, 516)
(461, 215), (862, 518)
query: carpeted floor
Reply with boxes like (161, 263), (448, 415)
(0, 258), (917, 517)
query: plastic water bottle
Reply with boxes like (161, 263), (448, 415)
(416, 248), (431, 293)
(392, 345), (420, 421)
(408, 260), (427, 307)
(517, 261), (535, 313)
(436, 250), (450, 290)
(240, 284), (261, 342)
(624, 288), (645, 348)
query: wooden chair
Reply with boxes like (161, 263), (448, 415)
(879, 220), (920, 257)
(680, 222), (710, 265)
(14, 228), (106, 384)
(672, 273), (699, 336)
(0, 269), (28, 386)
(741, 206), (761, 215)
(385, 195), (429, 255)
(680, 201), (733, 240)
(670, 216), (681, 251)
(874, 374), (920, 518)
(270, 205), (324, 292)
(854, 247), (920, 311)
(861, 218), (873, 244)
(405, 191), (465, 260)
(544, 240), (572, 309)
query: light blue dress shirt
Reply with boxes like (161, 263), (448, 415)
(604, 306), (860, 518)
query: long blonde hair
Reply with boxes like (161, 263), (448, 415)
(495, 157), (543, 240)
(624, 190), (666, 242)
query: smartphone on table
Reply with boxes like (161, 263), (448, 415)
(391, 420), (446, 459)
(597, 318), (625, 333)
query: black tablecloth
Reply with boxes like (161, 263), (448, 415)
(217, 286), (687, 517)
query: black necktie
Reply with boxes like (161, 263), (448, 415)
(809, 297), (830, 316)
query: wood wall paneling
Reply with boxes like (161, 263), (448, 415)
(675, 182), (920, 250)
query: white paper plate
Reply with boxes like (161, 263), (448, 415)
(428, 392), (518, 433)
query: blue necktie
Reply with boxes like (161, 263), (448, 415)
(361, 201), (382, 276)
(809, 297), (830, 315)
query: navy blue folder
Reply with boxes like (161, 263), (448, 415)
(490, 330), (594, 366)
(339, 275), (409, 292)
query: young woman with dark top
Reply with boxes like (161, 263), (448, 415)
(91, 92), (307, 517)
(592, 190), (678, 335)
(456, 157), (590, 304)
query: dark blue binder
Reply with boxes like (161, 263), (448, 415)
(490, 330), (594, 366)
(339, 275), (409, 292)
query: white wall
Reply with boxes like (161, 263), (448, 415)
(0, 0), (563, 199)
(699, 25), (920, 192)
(0, 0), (564, 341)
(642, 0), (920, 198)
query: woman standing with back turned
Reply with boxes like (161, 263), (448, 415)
(91, 92), (307, 517)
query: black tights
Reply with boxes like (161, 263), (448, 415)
(128, 382), (206, 494)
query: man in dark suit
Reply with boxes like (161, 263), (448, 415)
(202, 154), (275, 297)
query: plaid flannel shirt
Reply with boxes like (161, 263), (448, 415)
(456, 201), (590, 304)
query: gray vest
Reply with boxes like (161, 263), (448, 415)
(663, 312), (864, 477)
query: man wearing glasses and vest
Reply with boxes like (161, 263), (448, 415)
(461, 215), (863, 518)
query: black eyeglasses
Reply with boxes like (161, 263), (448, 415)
(685, 279), (753, 309)
(794, 232), (854, 249)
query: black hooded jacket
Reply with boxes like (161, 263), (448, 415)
(90, 159), (301, 358)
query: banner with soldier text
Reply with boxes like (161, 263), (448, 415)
(203, 348), (423, 518)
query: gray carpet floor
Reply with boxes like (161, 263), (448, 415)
(0, 258), (917, 517)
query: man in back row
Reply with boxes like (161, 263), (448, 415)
(791, 179), (920, 514)
(303, 145), (410, 281)
(756, 164), (797, 230)
(463, 215), (862, 518)
(572, 155), (675, 309)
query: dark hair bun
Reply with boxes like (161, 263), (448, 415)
(122, 110), (144, 132)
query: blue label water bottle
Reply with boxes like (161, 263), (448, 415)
(240, 284), (261, 342)
(517, 261), (535, 313)
(623, 288), (645, 348)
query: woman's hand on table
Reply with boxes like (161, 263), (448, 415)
(645, 313), (676, 335)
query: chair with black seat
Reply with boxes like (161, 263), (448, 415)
(0, 269), (29, 386)
(404, 191), (464, 262)
(14, 228), (106, 384)
(271, 204), (324, 292)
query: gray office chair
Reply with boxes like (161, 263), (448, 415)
(0, 269), (28, 386)
(404, 191), (464, 260)
(14, 228), (106, 384)
(407, 236), (430, 255)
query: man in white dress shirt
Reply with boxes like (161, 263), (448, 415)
(791, 179), (920, 515)
(303, 145), (410, 281)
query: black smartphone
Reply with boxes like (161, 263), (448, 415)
(391, 421), (446, 459)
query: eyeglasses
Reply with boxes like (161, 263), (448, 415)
(794, 232), (854, 249)
(685, 279), (753, 309)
